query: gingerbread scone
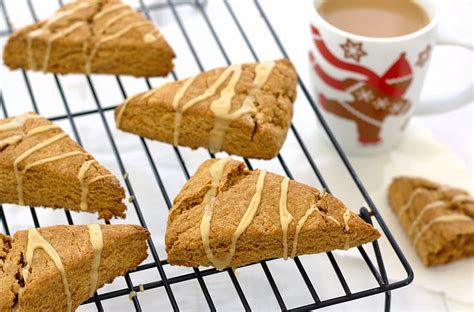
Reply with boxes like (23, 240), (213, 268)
(3, 0), (175, 77)
(389, 176), (474, 266)
(115, 59), (297, 159)
(0, 224), (149, 311)
(166, 158), (380, 270)
(0, 113), (126, 219)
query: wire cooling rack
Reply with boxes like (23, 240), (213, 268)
(0, 1), (414, 311)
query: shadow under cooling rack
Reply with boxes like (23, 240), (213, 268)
(0, 1), (413, 311)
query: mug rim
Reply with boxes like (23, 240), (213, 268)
(312, 0), (438, 42)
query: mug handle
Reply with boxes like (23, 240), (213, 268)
(414, 38), (473, 115)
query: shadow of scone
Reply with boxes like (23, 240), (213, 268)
(115, 59), (297, 160)
(166, 159), (380, 269)
(389, 176), (474, 266)
(0, 224), (149, 311)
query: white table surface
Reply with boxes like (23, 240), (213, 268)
(0, 0), (473, 311)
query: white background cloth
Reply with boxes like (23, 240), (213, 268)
(0, 0), (473, 311)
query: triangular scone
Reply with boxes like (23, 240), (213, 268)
(115, 59), (297, 159)
(0, 112), (126, 220)
(0, 224), (149, 311)
(3, 0), (175, 77)
(166, 158), (380, 270)
(389, 177), (474, 266)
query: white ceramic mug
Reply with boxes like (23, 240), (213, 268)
(309, 0), (473, 155)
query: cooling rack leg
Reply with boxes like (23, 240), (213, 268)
(360, 208), (392, 312)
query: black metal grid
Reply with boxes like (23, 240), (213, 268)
(0, 1), (414, 311)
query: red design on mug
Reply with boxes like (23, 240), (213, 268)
(310, 25), (412, 144)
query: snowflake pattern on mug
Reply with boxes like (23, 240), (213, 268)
(355, 88), (374, 103)
(340, 39), (367, 62)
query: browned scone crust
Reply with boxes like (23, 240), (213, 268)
(388, 176), (474, 266)
(0, 224), (149, 311)
(0, 113), (126, 220)
(166, 159), (380, 269)
(115, 59), (297, 159)
(3, 0), (175, 77)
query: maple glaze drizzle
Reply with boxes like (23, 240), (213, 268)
(202, 168), (267, 270)
(209, 61), (275, 153)
(172, 76), (197, 146)
(0, 113), (42, 132)
(200, 158), (232, 269)
(23, 228), (72, 312)
(326, 216), (340, 226)
(96, 10), (134, 35)
(279, 177), (293, 259)
(397, 188), (426, 218)
(92, 3), (128, 21)
(121, 61), (275, 149)
(408, 200), (446, 237)
(87, 224), (103, 297)
(290, 204), (319, 258)
(208, 66), (243, 152)
(23, 151), (84, 173)
(85, 21), (150, 74)
(14, 133), (68, 205)
(413, 214), (472, 246)
(26, 1), (92, 71)
(342, 209), (351, 231)
(42, 21), (87, 72)
(452, 194), (474, 204)
(0, 135), (22, 149)
(77, 160), (113, 211)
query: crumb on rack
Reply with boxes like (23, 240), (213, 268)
(139, 284), (145, 292)
(123, 172), (129, 179)
(128, 291), (137, 300)
(128, 195), (135, 203)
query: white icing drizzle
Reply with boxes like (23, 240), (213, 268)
(408, 200), (446, 237)
(23, 228), (72, 312)
(290, 204), (319, 258)
(42, 21), (87, 72)
(14, 133), (68, 205)
(87, 224), (103, 297)
(92, 3), (128, 21)
(203, 169), (267, 270)
(279, 177), (293, 259)
(85, 21), (150, 74)
(208, 61), (275, 153)
(0, 113), (42, 132)
(0, 135), (22, 149)
(398, 188), (425, 218)
(342, 209), (351, 231)
(200, 158), (232, 268)
(172, 76), (197, 146)
(413, 214), (472, 246)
